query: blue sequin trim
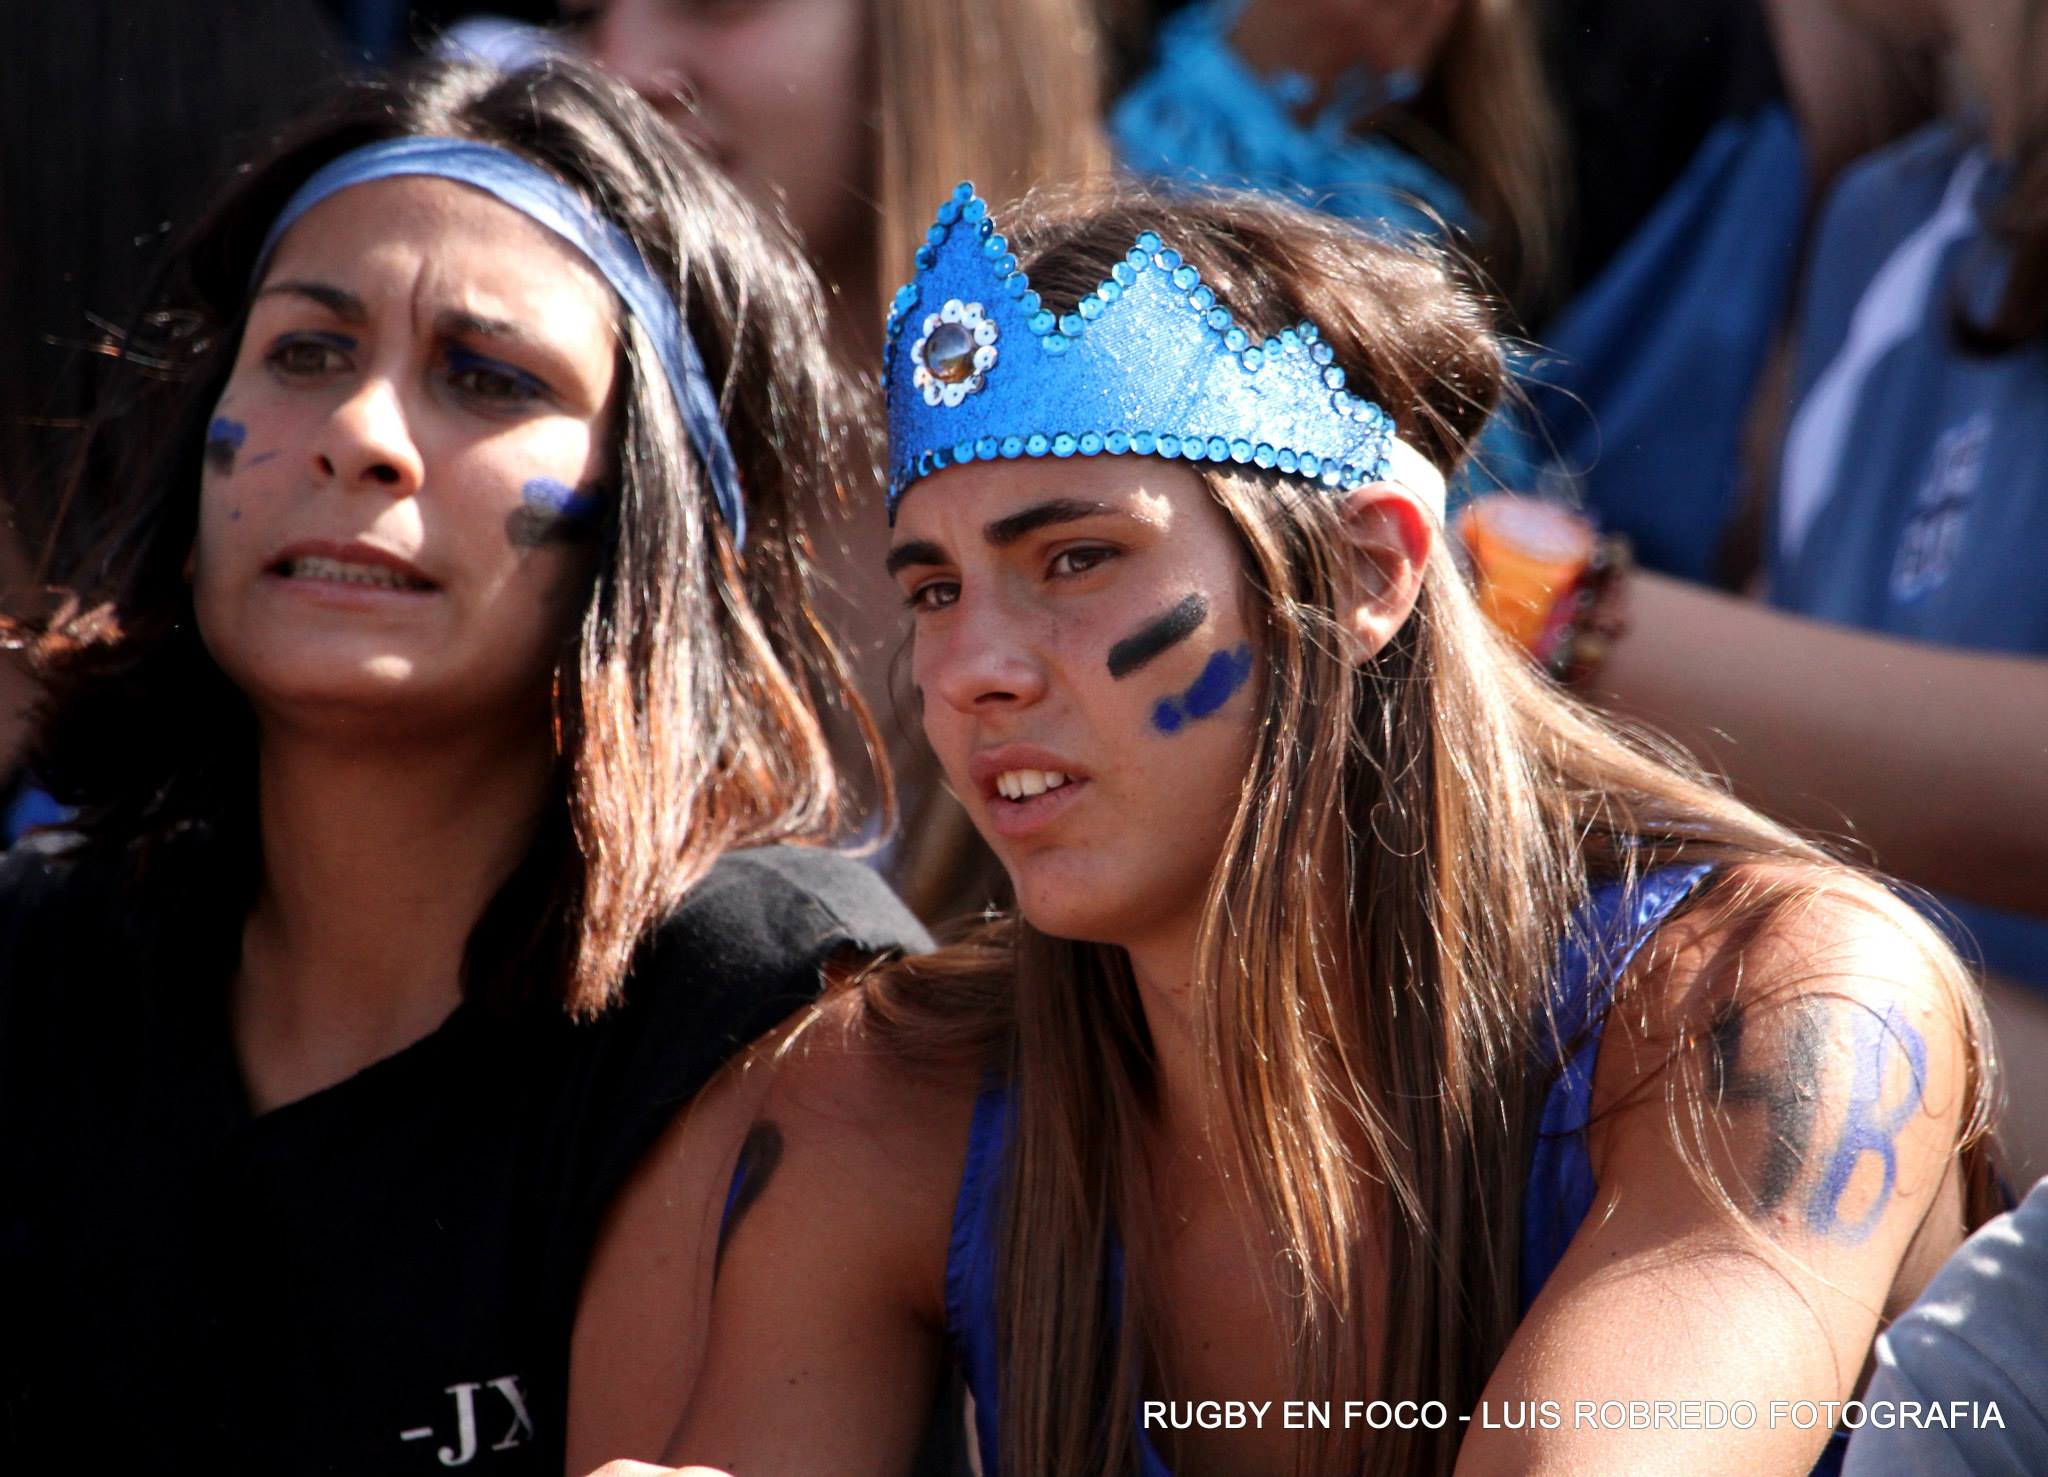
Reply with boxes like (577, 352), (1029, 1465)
(883, 184), (1405, 510)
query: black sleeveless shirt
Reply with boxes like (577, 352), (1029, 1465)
(0, 837), (927, 1475)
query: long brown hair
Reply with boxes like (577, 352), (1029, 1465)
(859, 186), (1998, 1477)
(6, 57), (883, 1018)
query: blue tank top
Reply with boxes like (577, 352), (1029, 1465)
(942, 865), (1838, 1477)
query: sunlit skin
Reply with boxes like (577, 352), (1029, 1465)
(889, 456), (1259, 976)
(193, 175), (617, 741)
(580, 0), (872, 283)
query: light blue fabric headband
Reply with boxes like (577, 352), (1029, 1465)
(253, 135), (747, 546)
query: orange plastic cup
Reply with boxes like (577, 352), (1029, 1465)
(1455, 495), (1596, 654)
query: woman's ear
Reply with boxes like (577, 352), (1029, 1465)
(1333, 483), (1434, 661)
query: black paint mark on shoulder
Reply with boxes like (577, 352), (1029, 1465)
(1107, 592), (1208, 679)
(1708, 996), (1828, 1215)
(715, 1121), (784, 1271)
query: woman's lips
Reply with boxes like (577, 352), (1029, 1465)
(262, 540), (438, 600)
(982, 775), (1090, 839)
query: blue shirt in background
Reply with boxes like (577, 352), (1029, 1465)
(1770, 120), (2048, 988)
(1113, 1), (1808, 575)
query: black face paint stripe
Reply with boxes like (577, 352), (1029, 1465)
(1107, 592), (1209, 679)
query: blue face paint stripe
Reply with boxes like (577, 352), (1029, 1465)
(204, 416), (247, 473)
(508, 476), (603, 548)
(1150, 644), (1253, 734)
(522, 477), (600, 521)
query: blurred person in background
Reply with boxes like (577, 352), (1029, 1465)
(1842, 1172), (2048, 1476)
(575, 0), (1113, 923)
(1467, 0), (2048, 1174)
(1112, 0), (1568, 322)
(1761, 0), (2048, 1169)
(0, 57), (925, 1472)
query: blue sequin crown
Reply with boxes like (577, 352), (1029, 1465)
(884, 183), (1399, 515)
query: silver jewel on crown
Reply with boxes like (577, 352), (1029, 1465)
(910, 299), (999, 407)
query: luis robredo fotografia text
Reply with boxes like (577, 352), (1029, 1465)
(1143, 1397), (2008, 1437)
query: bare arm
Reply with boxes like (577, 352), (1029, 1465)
(1593, 571), (2048, 914)
(564, 1041), (783, 1472)
(1456, 868), (1980, 1475)
(657, 1015), (971, 1477)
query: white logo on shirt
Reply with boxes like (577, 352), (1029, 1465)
(398, 1374), (535, 1466)
(1890, 411), (1989, 602)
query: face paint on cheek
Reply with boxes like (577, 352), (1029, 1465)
(1107, 592), (1209, 679)
(204, 417), (247, 475)
(507, 476), (603, 548)
(1151, 644), (1253, 734)
(243, 450), (281, 470)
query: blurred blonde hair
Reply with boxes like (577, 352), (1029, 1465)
(1422, 0), (1568, 315)
(873, 0), (1114, 314)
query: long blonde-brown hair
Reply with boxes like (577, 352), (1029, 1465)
(860, 186), (1998, 1477)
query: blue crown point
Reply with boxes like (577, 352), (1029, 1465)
(883, 190), (1402, 514)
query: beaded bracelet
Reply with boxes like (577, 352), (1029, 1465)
(1452, 493), (1633, 687)
(1538, 531), (1633, 687)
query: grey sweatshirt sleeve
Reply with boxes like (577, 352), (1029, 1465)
(1843, 1176), (2048, 1477)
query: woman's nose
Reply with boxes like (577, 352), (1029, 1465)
(311, 375), (423, 497)
(921, 590), (1051, 717)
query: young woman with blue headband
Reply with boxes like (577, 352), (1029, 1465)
(592, 184), (2000, 1477)
(0, 57), (927, 1474)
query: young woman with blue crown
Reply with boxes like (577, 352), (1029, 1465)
(575, 0), (1565, 929)
(0, 56), (928, 1474)
(590, 183), (2000, 1477)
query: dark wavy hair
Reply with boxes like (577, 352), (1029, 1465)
(8, 56), (884, 1016)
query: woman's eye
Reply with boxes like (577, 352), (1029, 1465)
(446, 349), (549, 406)
(264, 333), (353, 376)
(1049, 545), (1116, 579)
(904, 579), (960, 613)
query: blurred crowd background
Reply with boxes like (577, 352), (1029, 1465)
(2, 0), (2044, 1167)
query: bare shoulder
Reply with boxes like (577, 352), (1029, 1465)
(1627, 861), (1977, 1026)
(730, 986), (988, 1319)
(1589, 859), (1990, 1268)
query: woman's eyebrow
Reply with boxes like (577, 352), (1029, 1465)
(253, 279), (366, 321)
(434, 308), (548, 352)
(884, 539), (948, 576)
(983, 498), (1114, 546)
